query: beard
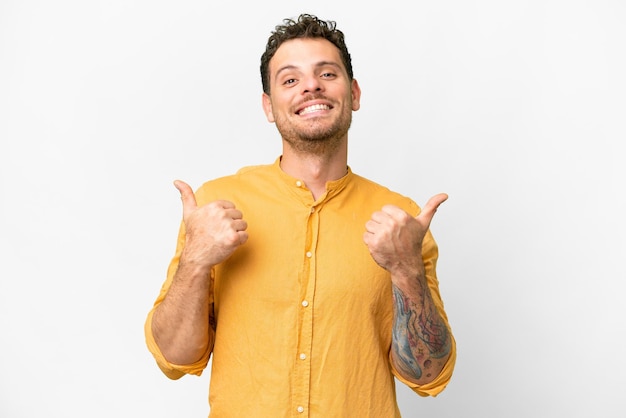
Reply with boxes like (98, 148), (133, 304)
(274, 100), (353, 156)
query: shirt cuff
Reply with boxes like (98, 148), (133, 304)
(391, 334), (457, 397)
(144, 309), (210, 380)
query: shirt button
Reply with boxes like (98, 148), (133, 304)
(302, 300), (309, 307)
(306, 251), (312, 258)
(297, 406), (304, 413)
(299, 353), (306, 360)
(295, 180), (302, 187)
(310, 206), (315, 213)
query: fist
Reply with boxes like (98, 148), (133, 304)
(363, 194), (448, 276)
(174, 180), (248, 267)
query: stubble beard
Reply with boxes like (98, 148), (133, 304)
(275, 106), (353, 156)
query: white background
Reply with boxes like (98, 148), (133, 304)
(1, 1), (625, 417)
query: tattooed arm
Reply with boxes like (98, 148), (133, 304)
(389, 262), (451, 383)
(363, 194), (452, 385)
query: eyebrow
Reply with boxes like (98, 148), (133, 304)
(274, 61), (343, 81)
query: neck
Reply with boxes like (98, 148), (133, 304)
(280, 140), (348, 200)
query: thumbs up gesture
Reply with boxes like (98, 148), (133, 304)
(174, 180), (248, 268)
(363, 194), (448, 277)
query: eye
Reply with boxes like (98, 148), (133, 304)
(321, 72), (336, 79)
(283, 78), (297, 85)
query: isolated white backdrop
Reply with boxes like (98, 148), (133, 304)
(1, 1), (625, 417)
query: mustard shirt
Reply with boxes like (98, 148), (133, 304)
(145, 158), (456, 417)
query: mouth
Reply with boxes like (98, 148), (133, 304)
(297, 103), (332, 116)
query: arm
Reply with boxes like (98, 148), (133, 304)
(388, 247), (452, 384)
(364, 194), (453, 386)
(149, 180), (248, 367)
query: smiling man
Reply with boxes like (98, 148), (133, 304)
(145, 14), (456, 417)
(262, 37), (358, 165)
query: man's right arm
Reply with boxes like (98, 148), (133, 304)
(151, 250), (215, 366)
(147, 180), (248, 371)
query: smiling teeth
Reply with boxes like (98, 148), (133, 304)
(300, 104), (330, 115)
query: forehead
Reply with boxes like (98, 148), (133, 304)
(269, 38), (345, 75)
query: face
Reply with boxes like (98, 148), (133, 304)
(262, 38), (361, 155)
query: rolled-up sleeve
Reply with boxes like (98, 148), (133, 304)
(391, 333), (456, 396)
(144, 308), (211, 379)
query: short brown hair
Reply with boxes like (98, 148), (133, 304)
(260, 14), (353, 94)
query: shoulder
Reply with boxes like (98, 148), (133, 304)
(193, 163), (275, 205)
(349, 172), (420, 216)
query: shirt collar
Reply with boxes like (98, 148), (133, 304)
(272, 156), (353, 205)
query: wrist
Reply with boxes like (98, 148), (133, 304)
(179, 247), (214, 276)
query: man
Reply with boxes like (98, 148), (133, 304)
(145, 14), (456, 417)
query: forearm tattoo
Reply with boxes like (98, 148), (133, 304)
(391, 283), (451, 380)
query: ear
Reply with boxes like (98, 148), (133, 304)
(262, 93), (275, 123)
(351, 79), (362, 111)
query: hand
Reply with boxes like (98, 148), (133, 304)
(363, 194), (448, 276)
(174, 180), (248, 267)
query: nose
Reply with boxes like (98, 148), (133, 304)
(301, 75), (323, 94)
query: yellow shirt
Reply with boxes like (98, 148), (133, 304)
(145, 158), (456, 417)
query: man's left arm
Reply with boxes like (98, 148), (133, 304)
(363, 194), (453, 386)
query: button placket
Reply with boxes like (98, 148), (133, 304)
(293, 202), (319, 417)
